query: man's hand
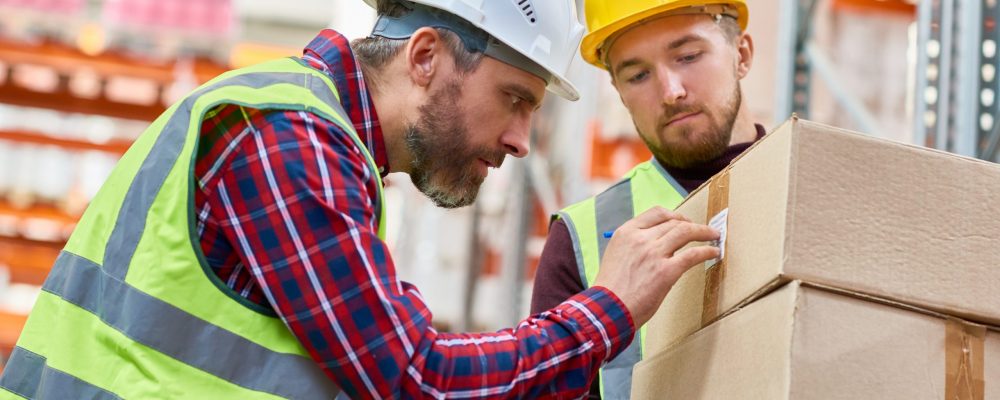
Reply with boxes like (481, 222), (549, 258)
(591, 206), (720, 326)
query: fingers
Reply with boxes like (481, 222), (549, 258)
(663, 246), (721, 277)
(641, 218), (685, 240)
(653, 221), (720, 256)
(628, 206), (690, 230)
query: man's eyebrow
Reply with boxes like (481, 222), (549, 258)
(612, 34), (709, 73)
(613, 58), (643, 75)
(667, 34), (707, 50)
(503, 83), (541, 110)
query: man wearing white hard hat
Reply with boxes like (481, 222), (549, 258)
(0, 0), (720, 398)
(532, 1), (765, 399)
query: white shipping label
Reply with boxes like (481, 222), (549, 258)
(704, 208), (729, 270)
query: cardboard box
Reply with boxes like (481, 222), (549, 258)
(632, 281), (1000, 400)
(643, 118), (1000, 355)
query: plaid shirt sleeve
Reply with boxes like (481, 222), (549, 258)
(204, 106), (635, 399)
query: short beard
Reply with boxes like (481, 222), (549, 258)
(646, 81), (742, 169)
(405, 79), (500, 209)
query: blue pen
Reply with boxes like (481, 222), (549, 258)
(602, 230), (614, 238)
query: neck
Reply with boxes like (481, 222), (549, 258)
(360, 58), (414, 175)
(728, 102), (757, 146)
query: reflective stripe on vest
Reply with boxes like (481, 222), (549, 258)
(555, 159), (687, 400)
(101, 68), (385, 281)
(1, 348), (120, 400)
(1, 58), (381, 400)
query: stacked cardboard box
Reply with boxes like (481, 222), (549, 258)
(633, 281), (999, 399)
(632, 118), (1000, 399)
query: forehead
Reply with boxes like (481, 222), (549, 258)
(606, 14), (726, 62)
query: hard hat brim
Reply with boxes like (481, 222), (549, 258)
(548, 74), (581, 101)
(485, 31), (582, 101)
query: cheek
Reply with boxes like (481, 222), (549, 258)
(621, 82), (654, 102)
(622, 82), (662, 110)
(472, 102), (516, 137)
(698, 62), (737, 98)
(478, 105), (508, 127)
(624, 101), (659, 129)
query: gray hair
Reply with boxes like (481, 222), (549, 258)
(351, 0), (485, 88)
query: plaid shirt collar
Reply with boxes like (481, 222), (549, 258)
(302, 29), (390, 178)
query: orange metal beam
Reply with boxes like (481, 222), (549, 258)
(0, 38), (229, 85)
(0, 237), (59, 286)
(0, 80), (165, 121)
(832, 0), (916, 15)
(0, 202), (77, 224)
(0, 310), (27, 358)
(0, 202), (72, 285)
(0, 129), (132, 154)
(0, 38), (231, 121)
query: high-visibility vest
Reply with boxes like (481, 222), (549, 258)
(555, 159), (686, 400)
(0, 57), (385, 400)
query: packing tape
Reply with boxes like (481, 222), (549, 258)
(700, 170), (730, 328)
(945, 318), (986, 400)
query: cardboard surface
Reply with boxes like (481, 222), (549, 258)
(633, 282), (797, 400)
(633, 282), (1000, 400)
(643, 118), (1000, 356)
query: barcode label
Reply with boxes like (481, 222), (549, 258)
(705, 208), (729, 270)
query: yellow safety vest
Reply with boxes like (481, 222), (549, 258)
(0, 57), (385, 399)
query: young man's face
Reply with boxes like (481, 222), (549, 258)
(406, 56), (544, 208)
(607, 15), (748, 169)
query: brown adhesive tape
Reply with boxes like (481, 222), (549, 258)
(700, 171), (730, 328)
(945, 318), (986, 400)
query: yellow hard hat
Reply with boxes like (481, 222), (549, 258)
(581, 0), (749, 69)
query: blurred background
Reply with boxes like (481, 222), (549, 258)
(0, 0), (995, 366)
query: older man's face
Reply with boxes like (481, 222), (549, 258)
(406, 56), (544, 208)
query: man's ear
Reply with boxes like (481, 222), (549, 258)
(405, 27), (443, 88)
(736, 32), (754, 79)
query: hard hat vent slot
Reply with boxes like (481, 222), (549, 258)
(512, 0), (537, 24)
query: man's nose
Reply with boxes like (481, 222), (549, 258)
(500, 115), (531, 158)
(659, 68), (687, 105)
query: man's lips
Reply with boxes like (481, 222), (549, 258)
(665, 111), (700, 127)
(477, 158), (502, 177)
(479, 156), (503, 169)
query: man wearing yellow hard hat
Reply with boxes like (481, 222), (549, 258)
(532, 1), (767, 399)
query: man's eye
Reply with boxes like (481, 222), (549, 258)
(627, 71), (648, 84)
(680, 52), (702, 63)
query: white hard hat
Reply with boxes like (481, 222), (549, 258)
(362, 0), (585, 101)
